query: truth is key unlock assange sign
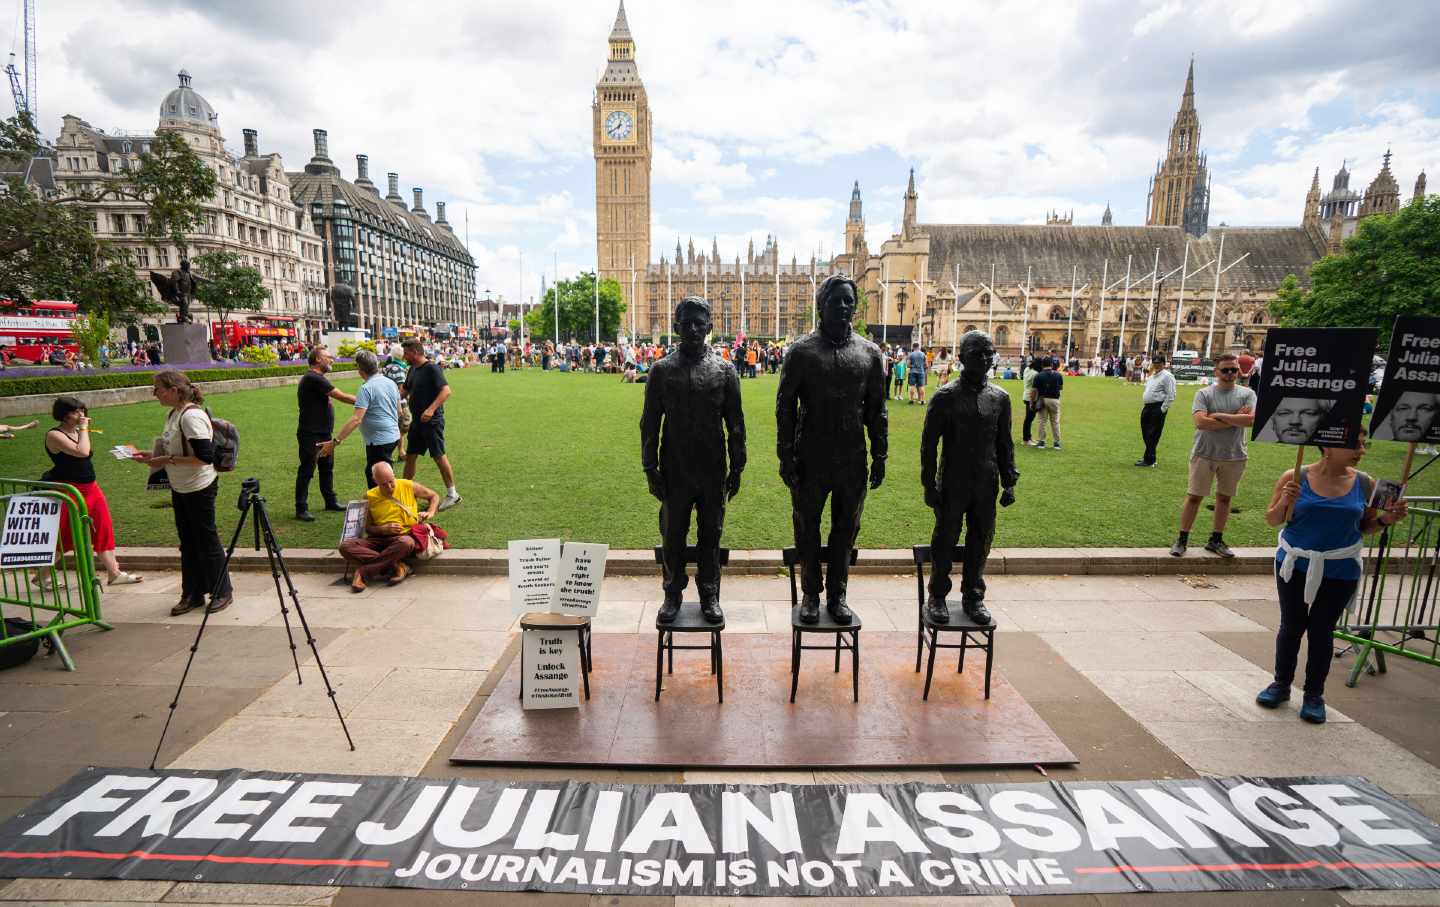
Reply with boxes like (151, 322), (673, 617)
(1, 769), (1439, 896)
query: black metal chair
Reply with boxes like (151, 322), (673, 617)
(518, 612), (592, 701)
(911, 544), (996, 700)
(783, 546), (861, 703)
(651, 546), (729, 703)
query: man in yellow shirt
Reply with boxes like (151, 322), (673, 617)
(339, 461), (439, 591)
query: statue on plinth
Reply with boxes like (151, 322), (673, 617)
(921, 330), (1018, 626)
(640, 295), (745, 625)
(329, 282), (356, 329)
(149, 257), (198, 324)
(776, 274), (888, 625)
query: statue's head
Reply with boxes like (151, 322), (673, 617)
(959, 330), (995, 383)
(329, 282), (355, 304)
(815, 274), (857, 342)
(178, 258), (191, 272)
(674, 296), (712, 356)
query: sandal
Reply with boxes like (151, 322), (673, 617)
(108, 572), (144, 586)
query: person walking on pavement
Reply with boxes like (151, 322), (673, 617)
(399, 339), (461, 512)
(1171, 353), (1256, 558)
(1136, 353), (1177, 467)
(295, 346), (355, 521)
(1031, 358), (1063, 449)
(318, 350), (400, 490)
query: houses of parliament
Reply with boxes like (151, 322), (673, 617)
(594, 3), (1427, 355)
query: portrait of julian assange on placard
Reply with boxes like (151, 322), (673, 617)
(1253, 326), (1376, 450)
(1369, 315), (1440, 445)
(1255, 397), (1336, 445)
(1372, 391), (1440, 443)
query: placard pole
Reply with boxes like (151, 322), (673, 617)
(1400, 441), (1418, 493)
(1284, 445), (1306, 522)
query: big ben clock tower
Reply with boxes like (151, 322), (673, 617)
(593, 0), (651, 323)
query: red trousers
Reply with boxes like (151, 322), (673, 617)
(339, 535), (416, 581)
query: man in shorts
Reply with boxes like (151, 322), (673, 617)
(400, 339), (461, 512)
(1171, 353), (1255, 558)
(907, 342), (928, 404)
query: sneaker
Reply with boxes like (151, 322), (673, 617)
(438, 491), (462, 512)
(1255, 681), (1290, 708)
(1052, 443), (1062, 450)
(1170, 537), (1187, 557)
(1299, 695), (1327, 724)
(1133, 459), (1155, 467)
(1204, 537), (1235, 559)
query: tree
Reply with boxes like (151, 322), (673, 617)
(192, 250), (268, 352)
(71, 313), (111, 367)
(524, 272), (626, 341)
(853, 286), (870, 339)
(1272, 196), (1440, 348)
(122, 130), (218, 258)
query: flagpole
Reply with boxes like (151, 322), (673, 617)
(1117, 255), (1132, 360)
(553, 251), (559, 343)
(594, 262), (600, 343)
(1094, 258), (1109, 361)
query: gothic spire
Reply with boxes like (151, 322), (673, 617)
(609, 0), (632, 41)
(905, 167), (917, 196)
(1181, 56), (1195, 110)
(1101, 202), (1113, 226)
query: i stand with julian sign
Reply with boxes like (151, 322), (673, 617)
(507, 539), (609, 709)
(0, 494), (61, 569)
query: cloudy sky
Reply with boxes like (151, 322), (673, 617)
(23, 0), (1439, 304)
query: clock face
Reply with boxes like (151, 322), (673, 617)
(605, 110), (634, 141)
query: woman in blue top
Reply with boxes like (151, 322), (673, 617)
(1259, 431), (1405, 723)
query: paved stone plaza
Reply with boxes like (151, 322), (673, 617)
(1, 567), (1438, 906)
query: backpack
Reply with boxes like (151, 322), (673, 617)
(0, 618), (43, 670)
(181, 404), (240, 473)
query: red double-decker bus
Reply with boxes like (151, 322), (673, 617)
(0, 300), (80, 364)
(211, 315), (299, 349)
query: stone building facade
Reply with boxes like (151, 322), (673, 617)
(1146, 60), (1210, 236)
(53, 71), (326, 336)
(1305, 151), (1426, 255)
(287, 131), (477, 339)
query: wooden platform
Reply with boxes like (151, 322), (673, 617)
(450, 631), (1076, 768)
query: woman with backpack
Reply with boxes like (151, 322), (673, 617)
(131, 370), (233, 616)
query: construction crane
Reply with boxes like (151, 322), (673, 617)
(7, 0), (34, 121)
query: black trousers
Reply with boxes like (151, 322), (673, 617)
(1021, 401), (1038, 443)
(658, 474), (726, 600)
(296, 432), (337, 513)
(791, 462), (867, 600)
(364, 440), (397, 489)
(171, 479), (232, 603)
(927, 482), (999, 604)
(1140, 401), (1168, 465)
(1274, 569), (1358, 696)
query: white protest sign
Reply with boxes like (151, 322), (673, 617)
(0, 495), (62, 569)
(521, 629), (580, 709)
(508, 539), (560, 614)
(552, 542), (608, 617)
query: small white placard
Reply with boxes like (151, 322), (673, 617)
(0, 494), (62, 569)
(521, 628), (580, 709)
(509, 539), (561, 615)
(552, 542), (608, 617)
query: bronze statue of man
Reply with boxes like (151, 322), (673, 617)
(921, 330), (1018, 626)
(777, 274), (888, 625)
(330, 282), (357, 329)
(641, 296), (745, 624)
(148, 257), (198, 324)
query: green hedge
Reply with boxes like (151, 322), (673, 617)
(0, 362), (358, 398)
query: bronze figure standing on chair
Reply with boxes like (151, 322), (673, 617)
(777, 274), (888, 625)
(641, 295), (745, 625)
(921, 330), (1018, 626)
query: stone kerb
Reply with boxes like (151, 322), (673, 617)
(112, 546), (1284, 576)
(0, 371), (321, 418)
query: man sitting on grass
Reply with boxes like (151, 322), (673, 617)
(338, 461), (439, 592)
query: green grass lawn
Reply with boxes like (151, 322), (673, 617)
(2, 367), (1431, 550)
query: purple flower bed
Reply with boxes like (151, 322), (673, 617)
(2, 359), (354, 377)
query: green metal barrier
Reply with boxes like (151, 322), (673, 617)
(0, 478), (111, 671)
(1334, 497), (1440, 686)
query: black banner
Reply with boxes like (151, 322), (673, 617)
(1254, 327), (1377, 448)
(2, 769), (1439, 896)
(1370, 316), (1440, 444)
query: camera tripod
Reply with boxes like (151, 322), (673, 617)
(151, 477), (354, 769)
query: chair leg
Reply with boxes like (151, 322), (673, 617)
(834, 632), (841, 672)
(959, 633), (968, 673)
(580, 630), (591, 701)
(923, 629), (938, 701)
(915, 620), (924, 673)
(667, 630), (674, 675)
(715, 632), (724, 704)
(789, 630), (800, 703)
(654, 631), (664, 701)
(851, 630), (860, 703)
(984, 632), (994, 700)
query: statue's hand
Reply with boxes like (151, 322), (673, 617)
(869, 458), (886, 490)
(726, 469), (742, 500)
(778, 459), (800, 490)
(645, 469), (666, 501)
(999, 486), (1016, 508)
(924, 484), (940, 509)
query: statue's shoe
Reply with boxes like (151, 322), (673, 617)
(657, 595), (681, 624)
(962, 599), (993, 626)
(926, 597), (950, 624)
(700, 600), (724, 624)
(827, 598), (854, 625)
(799, 594), (820, 625)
